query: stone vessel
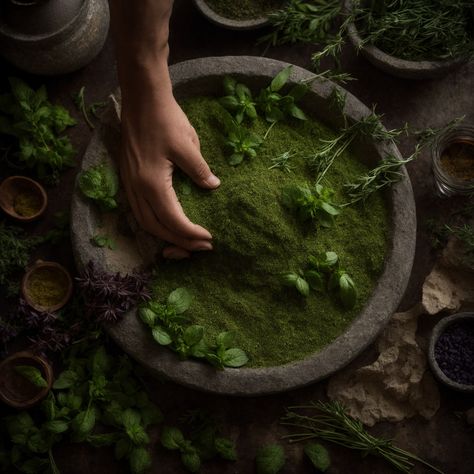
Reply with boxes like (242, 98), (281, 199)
(0, 0), (109, 75)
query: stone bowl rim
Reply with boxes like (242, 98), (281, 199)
(71, 55), (416, 396)
(342, 0), (467, 79)
(192, 0), (271, 30)
(428, 312), (474, 393)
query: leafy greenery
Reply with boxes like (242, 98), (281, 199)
(304, 442), (331, 472)
(90, 234), (117, 250)
(0, 78), (76, 182)
(78, 162), (119, 211)
(357, 0), (474, 61)
(139, 288), (248, 369)
(0, 222), (42, 297)
(220, 77), (257, 124)
(282, 183), (340, 226)
(257, 66), (308, 123)
(282, 400), (444, 474)
(280, 252), (357, 309)
(14, 366), (48, 388)
(255, 443), (286, 474)
(444, 223), (474, 262)
(224, 120), (262, 166)
(268, 151), (295, 172)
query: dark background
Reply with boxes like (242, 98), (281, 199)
(1, 0), (474, 472)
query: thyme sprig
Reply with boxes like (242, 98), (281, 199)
(282, 400), (445, 474)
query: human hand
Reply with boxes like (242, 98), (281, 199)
(119, 85), (220, 259)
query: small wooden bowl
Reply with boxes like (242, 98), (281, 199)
(21, 260), (73, 312)
(0, 176), (47, 222)
(0, 351), (53, 409)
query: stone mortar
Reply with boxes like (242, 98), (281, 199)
(71, 56), (416, 396)
(343, 0), (467, 80)
(192, 0), (270, 30)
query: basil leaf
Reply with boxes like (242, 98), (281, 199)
(7, 412), (34, 437)
(123, 409), (141, 430)
(129, 447), (152, 474)
(280, 272), (299, 286)
(222, 348), (248, 368)
(14, 365), (48, 388)
(91, 346), (111, 375)
(289, 105), (307, 121)
(305, 270), (324, 292)
(304, 442), (330, 472)
(220, 96), (239, 110)
(151, 326), (172, 346)
(167, 288), (192, 314)
(181, 449), (201, 473)
(270, 66), (292, 92)
(183, 325), (204, 347)
(87, 432), (120, 447)
(43, 420), (69, 434)
(71, 407), (96, 440)
(216, 331), (235, 349)
(256, 443), (286, 474)
(223, 76), (236, 95)
(161, 426), (185, 450)
(139, 307), (157, 327)
(339, 273), (357, 309)
(215, 437), (237, 461)
(229, 153), (244, 165)
(189, 339), (209, 358)
(53, 369), (78, 389)
(40, 396), (56, 421)
(295, 276), (310, 296)
(114, 437), (131, 460)
(126, 424), (150, 445)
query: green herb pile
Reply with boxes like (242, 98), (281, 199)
(0, 341), (163, 474)
(0, 78), (76, 183)
(149, 75), (390, 368)
(78, 161), (119, 211)
(203, 0), (285, 20)
(356, 0), (474, 61)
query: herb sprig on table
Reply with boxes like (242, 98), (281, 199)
(139, 288), (248, 369)
(0, 78), (76, 182)
(78, 161), (119, 211)
(282, 400), (444, 474)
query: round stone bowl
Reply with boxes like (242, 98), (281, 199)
(71, 56), (416, 396)
(192, 0), (271, 30)
(343, 0), (467, 79)
(428, 312), (474, 394)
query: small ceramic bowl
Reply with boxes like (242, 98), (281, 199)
(0, 175), (47, 221)
(343, 0), (467, 79)
(0, 351), (53, 408)
(193, 0), (272, 30)
(428, 312), (474, 394)
(21, 260), (73, 312)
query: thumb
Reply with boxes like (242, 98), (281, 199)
(175, 146), (220, 190)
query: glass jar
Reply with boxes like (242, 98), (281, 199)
(432, 124), (474, 197)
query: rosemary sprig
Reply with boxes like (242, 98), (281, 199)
(268, 151), (296, 172)
(281, 400), (445, 474)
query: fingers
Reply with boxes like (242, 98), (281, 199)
(162, 246), (191, 259)
(173, 143), (221, 190)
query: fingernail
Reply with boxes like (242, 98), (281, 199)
(196, 243), (213, 251)
(205, 174), (220, 187)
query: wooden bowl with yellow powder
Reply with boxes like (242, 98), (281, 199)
(21, 261), (73, 313)
(0, 175), (47, 222)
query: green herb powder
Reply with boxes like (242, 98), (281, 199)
(14, 189), (42, 217)
(26, 267), (69, 309)
(152, 98), (391, 367)
(204, 0), (284, 20)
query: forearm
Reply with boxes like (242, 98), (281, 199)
(109, 0), (174, 101)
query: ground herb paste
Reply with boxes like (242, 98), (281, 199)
(152, 97), (391, 367)
(204, 0), (284, 20)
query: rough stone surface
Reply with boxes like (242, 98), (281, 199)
(422, 234), (474, 315)
(71, 56), (416, 396)
(192, 0), (269, 30)
(0, 0), (109, 75)
(327, 304), (440, 426)
(343, 0), (467, 79)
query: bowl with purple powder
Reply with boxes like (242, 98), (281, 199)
(429, 312), (474, 393)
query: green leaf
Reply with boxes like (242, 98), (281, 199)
(215, 437), (237, 461)
(222, 348), (248, 368)
(183, 325), (204, 346)
(181, 449), (201, 473)
(71, 407), (96, 440)
(256, 443), (286, 474)
(216, 331), (235, 349)
(304, 442), (330, 472)
(7, 412), (34, 437)
(123, 409), (141, 430)
(14, 365), (48, 388)
(91, 234), (117, 250)
(167, 288), (192, 314)
(229, 153), (244, 165)
(115, 438), (131, 460)
(130, 447), (152, 474)
(161, 426), (185, 450)
(220, 96), (239, 110)
(151, 326), (172, 346)
(289, 105), (307, 120)
(189, 339), (209, 358)
(91, 346), (111, 375)
(295, 276), (310, 296)
(43, 420), (69, 434)
(139, 307), (157, 327)
(86, 432), (120, 447)
(270, 66), (292, 92)
(223, 76), (236, 95)
(41, 396), (56, 421)
(339, 273), (357, 309)
(305, 270), (324, 292)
